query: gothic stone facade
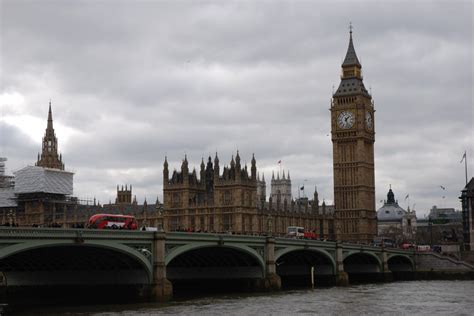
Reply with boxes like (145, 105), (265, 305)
(161, 153), (335, 238)
(7, 189), (163, 229)
(162, 153), (258, 233)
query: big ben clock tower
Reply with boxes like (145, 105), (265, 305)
(331, 27), (377, 243)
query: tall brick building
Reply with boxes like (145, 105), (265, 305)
(331, 28), (377, 243)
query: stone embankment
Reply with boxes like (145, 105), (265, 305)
(415, 252), (474, 280)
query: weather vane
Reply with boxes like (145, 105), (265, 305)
(349, 21), (353, 34)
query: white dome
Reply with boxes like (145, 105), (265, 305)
(377, 188), (407, 221)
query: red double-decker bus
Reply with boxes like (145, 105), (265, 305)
(87, 214), (138, 230)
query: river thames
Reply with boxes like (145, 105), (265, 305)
(10, 280), (474, 315)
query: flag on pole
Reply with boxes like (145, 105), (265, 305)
(440, 185), (446, 190)
(460, 151), (466, 163)
(405, 194), (409, 200)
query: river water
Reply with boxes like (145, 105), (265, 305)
(10, 281), (474, 315)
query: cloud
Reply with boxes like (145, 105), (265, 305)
(1, 0), (472, 216)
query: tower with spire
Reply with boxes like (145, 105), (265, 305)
(331, 25), (377, 243)
(270, 169), (292, 204)
(35, 102), (65, 170)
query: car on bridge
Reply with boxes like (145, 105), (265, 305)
(372, 237), (395, 248)
(287, 226), (305, 238)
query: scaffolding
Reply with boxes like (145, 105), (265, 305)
(0, 157), (15, 189)
(14, 165), (73, 195)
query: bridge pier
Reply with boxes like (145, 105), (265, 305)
(335, 242), (349, 286)
(0, 272), (6, 304)
(149, 232), (173, 302)
(381, 248), (393, 282)
(262, 237), (281, 291)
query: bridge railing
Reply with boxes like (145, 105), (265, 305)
(0, 227), (154, 240)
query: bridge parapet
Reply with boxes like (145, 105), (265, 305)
(0, 227), (154, 241)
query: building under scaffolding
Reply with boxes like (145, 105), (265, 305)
(0, 158), (17, 225)
(10, 166), (76, 226)
(0, 158), (15, 189)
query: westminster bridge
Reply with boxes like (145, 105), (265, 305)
(0, 228), (473, 302)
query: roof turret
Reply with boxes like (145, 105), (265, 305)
(387, 187), (395, 204)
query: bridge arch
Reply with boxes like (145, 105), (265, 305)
(275, 246), (336, 274)
(0, 240), (153, 286)
(387, 254), (414, 272)
(165, 242), (265, 271)
(343, 251), (382, 274)
(165, 243), (265, 281)
(275, 247), (336, 287)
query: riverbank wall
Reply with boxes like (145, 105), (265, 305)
(413, 252), (474, 280)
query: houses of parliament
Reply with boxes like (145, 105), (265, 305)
(0, 30), (377, 243)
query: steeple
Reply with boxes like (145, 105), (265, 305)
(200, 157), (206, 183)
(342, 23), (361, 68)
(235, 150), (241, 166)
(163, 156), (169, 185)
(47, 101), (53, 130)
(206, 156), (213, 173)
(333, 24), (370, 98)
(251, 153), (256, 180)
(214, 152), (220, 179)
(181, 155), (189, 178)
(313, 186), (319, 212)
(35, 101), (65, 170)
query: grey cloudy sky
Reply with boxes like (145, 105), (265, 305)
(1, 0), (472, 217)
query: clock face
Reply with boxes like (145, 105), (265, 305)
(337, 111), (354, 129)
(365, 111), (373, 130)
